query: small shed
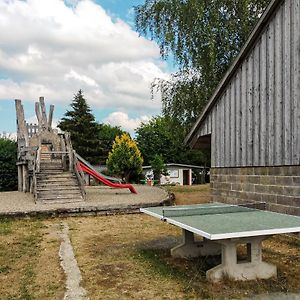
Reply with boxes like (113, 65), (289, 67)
(142, 163), (206, 185)
(185, 0), (300, 215)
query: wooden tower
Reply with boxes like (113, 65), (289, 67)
(15, 97), (85, 203)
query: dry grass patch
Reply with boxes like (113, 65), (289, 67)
(68, 215), (188, 299)
(0, 218), (65, 300)
(164, 184), (211, 205)
(68, 214), (300, 299)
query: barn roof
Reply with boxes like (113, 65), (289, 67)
(185, 0), (283, 147)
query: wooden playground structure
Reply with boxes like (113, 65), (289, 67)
(15, 97), (86, 203)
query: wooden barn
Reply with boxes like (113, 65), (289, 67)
(185, 0), (300, 215)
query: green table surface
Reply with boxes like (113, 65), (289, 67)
(140, 203), (300, 240)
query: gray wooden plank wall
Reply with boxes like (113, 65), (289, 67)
(197, 0), (300, 167)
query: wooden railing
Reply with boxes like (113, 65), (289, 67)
(72, 150), (86, 199)
(64, 132), (86, 199)
(31, 147), (41, 200)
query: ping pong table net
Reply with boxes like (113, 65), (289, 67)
(162, 204), (260, 218)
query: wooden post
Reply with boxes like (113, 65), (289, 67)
(48, 104), (54, 129)
(60, 134), (67, 170)
(65, 132), (73, 171)
(22, 165), (28, 192)
(35, 102), (42, 131)
(39, 97), (48, 130)
(17, 165), (23, 192)
(15, 100), (29, 147)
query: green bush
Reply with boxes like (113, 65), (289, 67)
(150, 154), (168, 181)
(107, 133), (143, 183)
(0, 138), (17, 191)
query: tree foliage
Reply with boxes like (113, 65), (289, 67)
(135, 0), (270, 128)
(135, 116), (183, 165)
(0, 138), (17, 191)
(135, 116), (210, 166)
(106, 133), (143, 182)
(97, 123), (125, 165)
(150, 154), (168, 180)
(58, 90), (100, 164)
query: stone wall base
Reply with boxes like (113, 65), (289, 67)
(210, 166), (300, 216)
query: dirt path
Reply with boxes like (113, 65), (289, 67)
(59, 222), (89, 300)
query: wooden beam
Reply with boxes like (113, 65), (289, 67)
(64, 132), (73, 171)
(48, 104), (54, 129)
(60, 134), (67, 170)
(15, 99), (29, 147)
(35, 102), (42, 130)
(39, 97), (48, 130)
(17, 165), (23, 192)
(22, 165), (29, 192)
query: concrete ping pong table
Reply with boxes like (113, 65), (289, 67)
(140, 203), (300, 282)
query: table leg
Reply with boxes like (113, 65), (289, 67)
(206, 236), (277, 282)
(171, 229), (221, 258)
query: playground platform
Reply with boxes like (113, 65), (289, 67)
(0, 185), (171, 218)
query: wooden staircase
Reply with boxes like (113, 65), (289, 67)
(36, 159), (84, 204)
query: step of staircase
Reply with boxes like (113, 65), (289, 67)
(40, 161), (62, 165)
(35, 158), (84, 204)
(38, 194), (83, 200)
(37, 191), (83, 200)
(40, 159), (62, 163)
(38, 170), (64, 174)
(37, 190), (81, 198)
(37, 185), (80, 193)
(37, 170), (76, 178)
(37, 181), (78, 187)
(37, 177), (78, 182)
(40, 166), (63, 170)
(39, 197), (83, 204)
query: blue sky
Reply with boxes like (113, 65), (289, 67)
(0, 0), (172, 135)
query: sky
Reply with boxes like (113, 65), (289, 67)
(0, 0), (172, 135)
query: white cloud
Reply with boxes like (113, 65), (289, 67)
(0, 0), (169, 116)
(104, 111), (150, 133)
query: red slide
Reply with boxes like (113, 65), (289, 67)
(78, 161), (137, 194)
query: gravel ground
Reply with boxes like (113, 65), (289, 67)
(0, 185), (169, 216)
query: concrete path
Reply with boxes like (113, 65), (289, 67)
(59, 222), (89, 300)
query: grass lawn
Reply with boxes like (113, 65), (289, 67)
(0, 185), (299, 299)
(164, 184), (212, 205)
(68, 214), (300, 299)
(0, 218), (65, 299)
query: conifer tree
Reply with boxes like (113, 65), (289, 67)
(97, 123), (125, 165)
(58, 90), (100, 164)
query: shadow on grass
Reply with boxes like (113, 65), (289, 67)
(133, 238), (300, 299)
(133, 245), (221, 298)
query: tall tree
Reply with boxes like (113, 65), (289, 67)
(135, 116), (210, 166)
(135, 0), (270, 128)
(0, 138), (17, 191)
(107, 133), (143, 182)
(135, 116), (183, 165)
(97, 123), (125, 165)
(58, 90), (100, 164)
